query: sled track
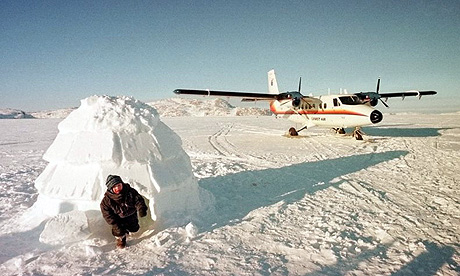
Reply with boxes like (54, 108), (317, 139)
(305, 136), (341, 161)
(208, 123), (233, 157)
(207, 123), (277, 169)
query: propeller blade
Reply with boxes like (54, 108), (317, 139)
(376, 78), (381, 94)
(280, 100), (290, 106)
(298, 77), (302, 93)
(379, 98), (389, 108)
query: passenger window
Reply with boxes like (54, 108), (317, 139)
(333, 98), (338, 107)
(324, 103), (327, 109)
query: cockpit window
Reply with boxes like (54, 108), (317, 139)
(338, 96), (363, 105)
(333, 98), (339, 107)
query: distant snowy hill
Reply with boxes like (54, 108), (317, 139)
(30, 108), (77, 119)
(148, 97), (271, 117)
(4, 98), (271, 119)
(0, 108), (34, 119)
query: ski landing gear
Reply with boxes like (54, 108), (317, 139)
(333, 128), (346, 135)
(333, 127), (365, 140)
(288, 127), (298, 136)
(288, 125), (308, 137)
(352, 127), (364, 140)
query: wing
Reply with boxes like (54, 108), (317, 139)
(355, 90), (437, 101)
(379, 90), (437, 99)
(173, 89), (278, 101)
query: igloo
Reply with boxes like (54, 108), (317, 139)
(29, 95), (213, 230)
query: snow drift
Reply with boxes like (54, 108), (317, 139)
(24, 95), (213, 243)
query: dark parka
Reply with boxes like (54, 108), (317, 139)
(100, 183), (148, 236)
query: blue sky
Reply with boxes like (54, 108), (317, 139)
(1, 0), (459, 112)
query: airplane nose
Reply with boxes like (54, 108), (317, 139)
(370, 110), (383, 124)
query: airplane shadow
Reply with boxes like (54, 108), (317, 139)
(306, 240), (393, 275)
(196, 151), (460, 275)
(305, 240), (458, 275)
(390, 241), (459, 276)
(197, 150), (408, 231)
(361, 127), (446, 137)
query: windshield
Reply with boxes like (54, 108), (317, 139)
(338, 96), (363, 105)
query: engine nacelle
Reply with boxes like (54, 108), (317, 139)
(292, 97), (301, 107)
(370, 99), (379, 106)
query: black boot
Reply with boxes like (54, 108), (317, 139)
(116, 235), (126, 249)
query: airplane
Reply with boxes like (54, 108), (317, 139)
(173, 70), (437, 140)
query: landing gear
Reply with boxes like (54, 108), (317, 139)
(352, 127), (364, 140)
(288, 127), (298, 136)
(288, 125), (308, 136)
(333, 128), (346, 134)
(333, 127), (364, 140)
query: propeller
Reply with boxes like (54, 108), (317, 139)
(292, 97), (301, 107)
(280, 76), (304, 108)
(291, 77), (302, 107)
(376, 78), (389, 108)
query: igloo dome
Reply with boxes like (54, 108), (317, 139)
(31, 95), (212, 228)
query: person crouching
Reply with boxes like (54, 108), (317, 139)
(100, 175), (148, 249)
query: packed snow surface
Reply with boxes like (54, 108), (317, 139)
(0, 109), (459, 275)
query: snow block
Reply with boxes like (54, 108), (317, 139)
(39, 210), (91, 245)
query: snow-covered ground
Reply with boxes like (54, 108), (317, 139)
(0, 111), (459, 275)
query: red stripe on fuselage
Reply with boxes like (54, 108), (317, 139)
(270, 101), (367, 117)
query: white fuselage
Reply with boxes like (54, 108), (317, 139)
(269, 94), (382, 128)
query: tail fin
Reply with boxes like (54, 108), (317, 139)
(267, 69), (279, 94)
